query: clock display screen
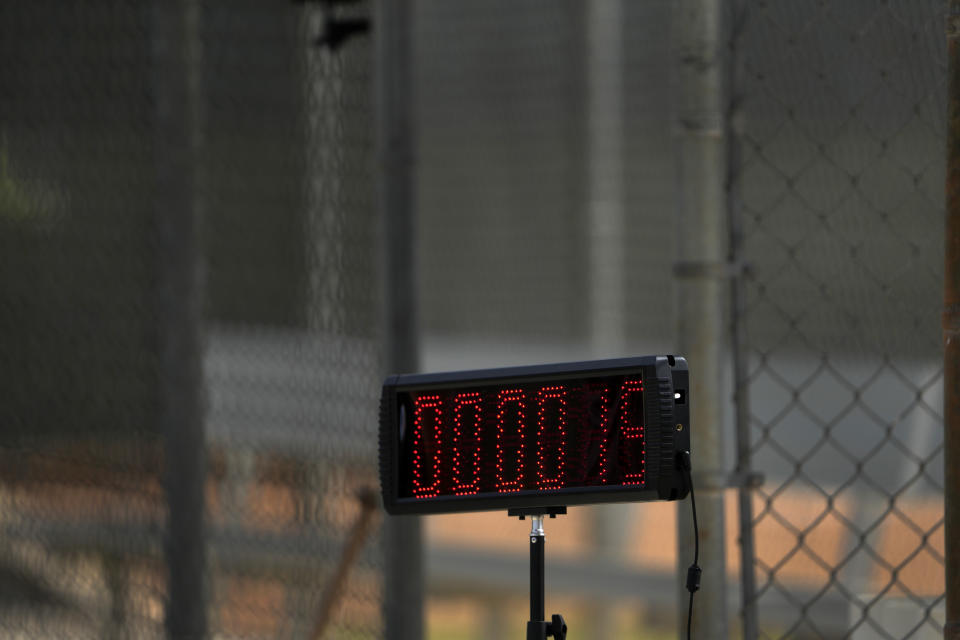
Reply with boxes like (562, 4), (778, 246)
(397, 375), (647, 499)
(379, 356), (689, 515)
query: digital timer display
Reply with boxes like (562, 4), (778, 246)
(379, 355), (689, 515)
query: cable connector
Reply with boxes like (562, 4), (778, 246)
(686, 564), (702, 594)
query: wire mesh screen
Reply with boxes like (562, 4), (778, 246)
(413, 3), (684, 638)
(204, 2), (382, 638)
(415, 0), (678, 361)
(0, 2), (166, 637)
(0, 1), (383, 638)
(732, 1), (947, 637)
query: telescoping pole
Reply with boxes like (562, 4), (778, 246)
(529, 515), (546, 635)
(510, 507), (567, 640)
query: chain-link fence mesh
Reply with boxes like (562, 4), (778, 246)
(732, 1), (947, 637)
(413, 3), (693, 638)
(0, 1), (383, 638)
(415, 0), (677, 360)
(0, 3), (166, 637)
(204, 2), (382, 638)
(0, 0), (951, 638)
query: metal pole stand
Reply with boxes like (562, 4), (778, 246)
(508, 506), (568, 640)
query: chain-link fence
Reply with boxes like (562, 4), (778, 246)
(0, 1), (952, 639)
(413, 1), (951, 637)
(414, 3), (685, 637)
(731, 1), (947, 637)
(0, 1), (384, 638)
(415, 0), (677, 361)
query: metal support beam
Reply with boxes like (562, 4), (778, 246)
(673, 0), (730, 638)
(725, 3), (758, 638)
(152, 0), (207, 637)
(587, 0), (625, 358)
(943, 4), (960, 639)
(586, 5), (626, 637)
(377, 1), (423, 638)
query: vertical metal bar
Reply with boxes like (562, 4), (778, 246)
(730, 142), (759, 637)
(530, 517), (545, 624)
(585, 7), (625, 637)
(152, 0), (206, 637)
(587, 0), (625, 357)
(944, 4), (960, 640)
(673, 0), (730, 638)
(377, 1), (423, 639)
(726, 3), (758, 639)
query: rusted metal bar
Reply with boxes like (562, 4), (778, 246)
(945, 4), (960, 640)
(311, 488), (380, 640)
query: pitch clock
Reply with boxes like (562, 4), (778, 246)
(379, 355), (689, 515)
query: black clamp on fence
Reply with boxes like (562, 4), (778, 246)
(294, 0), (370, 51)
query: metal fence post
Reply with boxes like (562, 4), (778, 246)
(673, 0), (730, 638)
(725, 3), (758, 638)
(944, 4), (960, 639)
(152, 0), (207, 637)
(377, 1), (423, 638)
(588, 0), (625, 358)
(729, 129), (759, 638)
(586, 4), (626, 637)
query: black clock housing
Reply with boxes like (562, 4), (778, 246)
(379, 355), (689, 515)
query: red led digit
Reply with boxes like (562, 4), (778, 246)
(451, 392), (482, 495)
(496, 388), (526, 492)
(536, 385), (567, 490)
(618, 378), (645, 485)
(587, 381), (614, 484)
(411, 394), (443, 498)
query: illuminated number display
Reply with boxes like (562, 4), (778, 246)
(380, 356), (690, 515)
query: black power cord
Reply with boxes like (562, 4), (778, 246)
(679, 451), (701, 640)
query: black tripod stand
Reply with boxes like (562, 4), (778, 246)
(508, 507), (568, 640)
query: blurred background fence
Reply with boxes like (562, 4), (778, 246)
(0, 0), (385, 638)
(731, 2), (946, 638)
(0, 0), (949, 639)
